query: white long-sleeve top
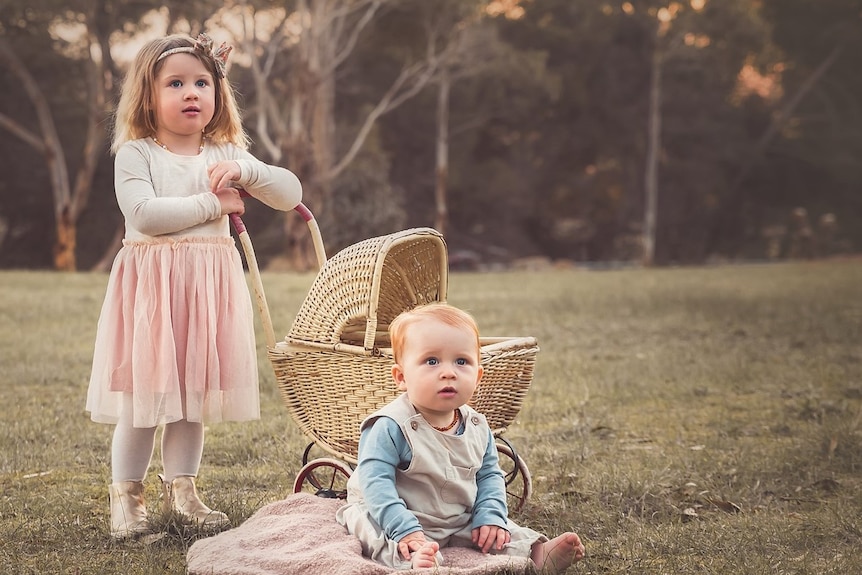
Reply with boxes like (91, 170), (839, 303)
(115, 138), (302, 240)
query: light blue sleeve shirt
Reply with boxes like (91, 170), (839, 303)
(356, 416), (509, 543)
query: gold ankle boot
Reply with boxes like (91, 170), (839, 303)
(109, 481), (151, 539)
(160, 474), (229, 528)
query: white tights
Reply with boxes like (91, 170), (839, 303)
(111, 396), (204, 483)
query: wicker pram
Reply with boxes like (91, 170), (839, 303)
(232, 205), (537, 509)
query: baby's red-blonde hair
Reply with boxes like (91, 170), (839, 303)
(388, 303), (481, 364)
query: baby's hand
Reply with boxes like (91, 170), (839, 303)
(397, 531), (428, 561)
(207, 160), (242, 193)
(214, 187), (245, 216)
(471, 524), (510, 554)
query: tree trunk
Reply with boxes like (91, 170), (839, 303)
(643, 47), (662, 267)
(434, 67), (451, 235)
(54, 206), (77, 271)
(0, 38), (75, 270)
(0, 12), (112, 271)
(280, 0), (338, 272)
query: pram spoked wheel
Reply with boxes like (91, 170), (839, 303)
(293, 444), (352, 499)
(496, 438), (532, 512)
(290, 440), (533, 510)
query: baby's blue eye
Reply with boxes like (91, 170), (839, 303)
(456, 358), (468, 366)
(196, 79), (208, 88)
(425, 358), (439, 366)
(170, 80), (182, 88)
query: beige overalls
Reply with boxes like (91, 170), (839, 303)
(336, 394), (545, 569)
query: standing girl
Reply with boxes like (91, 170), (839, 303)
(86, 33), (302, 539)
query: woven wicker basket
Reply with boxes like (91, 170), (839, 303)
(264, 226), (539, 465)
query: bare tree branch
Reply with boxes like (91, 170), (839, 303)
(239, 1), (286, 162)
(0, 113), (45, 152)
(327, 0), (381, 73)
(71, 11), (111, 219)
(326, 57), (439, 181)
(0, 37), (70, 220)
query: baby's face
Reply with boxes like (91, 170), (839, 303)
(392, 318), (483, 422)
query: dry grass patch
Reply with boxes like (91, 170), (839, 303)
(1, 261), (861, 574)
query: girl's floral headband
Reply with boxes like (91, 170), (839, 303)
(157, 33), (232, 78)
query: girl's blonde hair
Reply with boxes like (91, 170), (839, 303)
(111, 34), (248, 153)
(389, 303), (481, 364)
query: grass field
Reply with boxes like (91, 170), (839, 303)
(1, 260), (861, 574)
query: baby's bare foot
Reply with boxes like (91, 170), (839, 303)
(532, 532), (585, 574)
(411, 541), (439, 569)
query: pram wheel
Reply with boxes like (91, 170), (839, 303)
(293, 457), (353, 499)
(293, 457), (352, 498)
(495, 439), (532, 512)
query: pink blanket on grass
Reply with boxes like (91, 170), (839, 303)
(186, 493), (532, 575)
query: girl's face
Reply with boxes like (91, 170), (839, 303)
(153, 53), (215, 145)
(392, 318), (483, 428)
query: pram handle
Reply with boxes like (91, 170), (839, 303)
(292, 203), (327, 270)
(230, 196), (327, 349)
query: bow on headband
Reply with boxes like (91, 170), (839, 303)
(194, 33), (232, 79)
(157, 33), (233, 79)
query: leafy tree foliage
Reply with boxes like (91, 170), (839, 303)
(752, 0), (862, 252)
(0, 0), (860, 269)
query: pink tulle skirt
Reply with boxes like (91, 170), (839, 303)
(86, 236), (260, 428)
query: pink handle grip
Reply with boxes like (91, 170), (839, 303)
(230, 213), (246, 234)
(229, 189), (251, 234)
(293, 203), (314, 222)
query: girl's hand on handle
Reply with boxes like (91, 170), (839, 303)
(214, 187), (245, 216)
(397, 531), (428, 561)
(207, 160), (242, 193)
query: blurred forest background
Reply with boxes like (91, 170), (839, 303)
(1, 0), (860, 271)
